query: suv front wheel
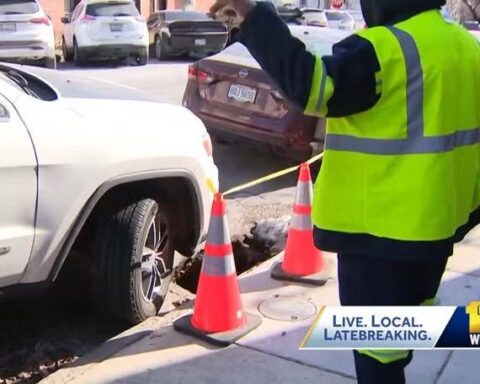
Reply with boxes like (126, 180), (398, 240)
(92, 198), (174, 324)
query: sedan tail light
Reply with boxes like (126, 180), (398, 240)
(30, 17), (50, 26)
(81, 14), (96, 23)
(188, 65), (213, 84)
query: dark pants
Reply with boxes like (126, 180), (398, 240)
(337, 253), (449, 384)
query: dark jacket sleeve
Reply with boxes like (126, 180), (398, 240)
(240, 2), (380, 117)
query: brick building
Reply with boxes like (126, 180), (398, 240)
(39, 0), (216, 45)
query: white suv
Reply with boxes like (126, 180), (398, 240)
(0, 0), (56, 69)
(0, 63), (218, 323)
(62, 0), (149, 66)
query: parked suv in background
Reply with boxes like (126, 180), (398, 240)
(61, 0), (149, 66)
(0, 0), (56, 69)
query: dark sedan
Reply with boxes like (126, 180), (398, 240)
(147, 10), (228, 60)
(183, 26), (348, 161)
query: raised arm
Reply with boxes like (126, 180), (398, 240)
(233, 1), (381, 117)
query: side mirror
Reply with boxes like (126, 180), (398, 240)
(61, 15), (71, 24)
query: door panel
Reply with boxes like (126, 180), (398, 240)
(0, 95), (37, 287)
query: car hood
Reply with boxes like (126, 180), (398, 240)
(8, 66), (208, 155)
(360, 0), (445, 27)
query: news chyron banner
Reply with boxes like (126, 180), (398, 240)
(301, 302), (480, 350)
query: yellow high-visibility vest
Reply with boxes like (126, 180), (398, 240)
(305, 10), (480, 242)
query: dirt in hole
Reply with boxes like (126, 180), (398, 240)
(176, 219), (288, 293)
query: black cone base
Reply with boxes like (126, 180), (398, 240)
(271, 261), (329, 286)
(174, 312), (262, 347)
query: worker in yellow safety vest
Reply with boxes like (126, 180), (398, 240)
(213, 0), (480, 382)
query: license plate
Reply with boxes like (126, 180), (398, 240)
(110, 23), (123, 32)
(228, 84), (257, 103)
(194, 38), (206, 46)
(0, 23), (16, 33)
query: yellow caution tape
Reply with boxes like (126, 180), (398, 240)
(305, 152), (324, 165)
(206, 178), (218, 194)
(206, 152), (324, 197)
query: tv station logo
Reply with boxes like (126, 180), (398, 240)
(467, 301), (480, 346)
(301, 305), (480, 350)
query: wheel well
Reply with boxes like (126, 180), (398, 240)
(54, 176), (202, 282)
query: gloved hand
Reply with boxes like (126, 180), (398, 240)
(209, 0), (256, 20)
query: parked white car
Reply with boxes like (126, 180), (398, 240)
(0, 63), (218, 323)
(61, 0), (149, 66)
(324, 10), (355, 32)
(0, 0), (56, 69)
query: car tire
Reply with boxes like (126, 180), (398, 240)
(92, 198), (175, 324)
(73, 39), (84, 66)
(154, 35), (168, 60)
(44, 56), (57, 69)
(136, 49), (148, 66)
(62, 37), (73, 62)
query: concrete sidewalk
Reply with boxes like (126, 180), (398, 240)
(42, 227), (480, 384)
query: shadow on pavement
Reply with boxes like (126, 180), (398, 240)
(0, 284), (128, 383)
(64, 266), (480, 384)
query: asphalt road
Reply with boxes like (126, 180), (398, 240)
(58, 60), (299, 196)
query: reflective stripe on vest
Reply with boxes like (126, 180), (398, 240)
(358, 349), (410, 364)
(325, 26), (480, 155)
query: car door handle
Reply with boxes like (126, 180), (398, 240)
(0, 246), (11, 256)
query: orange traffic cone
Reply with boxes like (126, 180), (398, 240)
(174, 193), (262, 346)
(271, 163), (328, 286)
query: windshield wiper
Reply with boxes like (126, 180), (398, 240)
(0, 68), (38, 98)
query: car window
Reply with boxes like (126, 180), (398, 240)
(0, 67), (57, 101)
(0, 0), (39, 15)
(164, 11), (209, 21)
(86, 1), (140, 17)
(326, 12), (351, 22)
(301, 12), (328, 27)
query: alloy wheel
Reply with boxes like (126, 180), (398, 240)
(140, 210), (169, 303)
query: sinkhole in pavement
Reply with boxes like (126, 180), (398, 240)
(175, 217), (289, 293)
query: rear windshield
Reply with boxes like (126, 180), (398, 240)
(302, 12), (327, 25)
(164, 11), (209, 21)
(86, 2), (139, 17)
(0, 0), (39, 15)
(326, 12), (351, 21)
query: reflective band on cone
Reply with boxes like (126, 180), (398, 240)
(271, 163), (328, 286)
(174, 193), (262, 346)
